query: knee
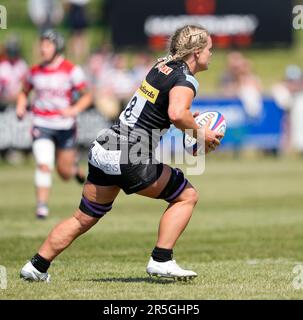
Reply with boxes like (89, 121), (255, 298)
(183, 187), (199, 207)
(57, 166), (72, 181)
(38, 164), (51, 172)
(33, 139), (55, 171)
(73, 210), (97, 232)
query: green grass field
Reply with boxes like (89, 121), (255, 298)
(1, 156), (303, 299)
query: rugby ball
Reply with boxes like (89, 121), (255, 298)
(183, 111), (226, 156)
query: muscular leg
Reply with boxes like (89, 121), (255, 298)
(155, 185), (198, 249)
(137, 165), (199, 250)
(38, 182), (120, 262)
(138, 165), (198, 279)
(38, 209), (97, 261)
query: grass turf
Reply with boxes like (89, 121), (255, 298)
(0, 156), (303, 299)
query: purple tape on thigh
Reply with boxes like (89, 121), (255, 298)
(165, 179), (188, 202)
(82, 197), (112, 210)
(81, 197), (112, 216)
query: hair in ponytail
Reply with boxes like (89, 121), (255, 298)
(156, 25), (209, 69)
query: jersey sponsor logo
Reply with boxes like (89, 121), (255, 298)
(159, 64), (173, 75)
(38, 88), (67, 99)
(89, 142), (121, 175)
(138, 79), (159, 104)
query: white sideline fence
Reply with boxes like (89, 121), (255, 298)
(0, 108), (110, 150)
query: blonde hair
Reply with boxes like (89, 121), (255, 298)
(156, 25), (210, 69)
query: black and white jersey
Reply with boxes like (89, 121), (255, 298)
(110, 60), (199, 157)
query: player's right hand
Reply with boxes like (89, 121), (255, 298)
(198, 119), (224, 153)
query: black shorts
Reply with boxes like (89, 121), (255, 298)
(32, 126), (76, 149)
(86, 139), (163, 194)
(87, 162), (163, 195)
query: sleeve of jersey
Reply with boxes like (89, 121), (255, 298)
(172, 72), (199, 97)
(71, 65), (88, 91)
(22, 72), (33, 95)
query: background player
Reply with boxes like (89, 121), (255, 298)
(16, 30), (92, 218)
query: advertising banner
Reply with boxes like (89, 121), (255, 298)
(106, 0), (293, 49)
(161, 97), (285, 152)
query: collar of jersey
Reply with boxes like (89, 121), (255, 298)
(41, 55), (64, 71)
(167, 59), (194, 77)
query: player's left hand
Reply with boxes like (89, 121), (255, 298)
(60, 107), (78, 118)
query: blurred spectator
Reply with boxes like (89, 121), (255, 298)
(272, 65), (303, 154)
(0, 36), (28, 110)
(272, 65), (303, 110)
(0, 36), (29, 163)
(87, 51), (138, 123)
(86, 43), (116, 121)
(28, 0), (64, 33)
(65, 0), (90, 63)
(219, 51), (263, 119)
(108, 54), (137, 105)
(131, 52), (153, 87)
(86, 48), (154, 123)
(86, 42), (113, 86)
(218, 51), (264, 155)
(28, 0), (64, 62)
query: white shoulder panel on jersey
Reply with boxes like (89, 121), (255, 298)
(185, 74), (199, 93)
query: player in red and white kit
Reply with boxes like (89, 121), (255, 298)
(16, 30), (92, 218)
(0, 38), (28, 108)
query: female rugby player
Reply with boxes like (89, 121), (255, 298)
(16, 30), (92, 219)
(20, 25), (223, 281)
